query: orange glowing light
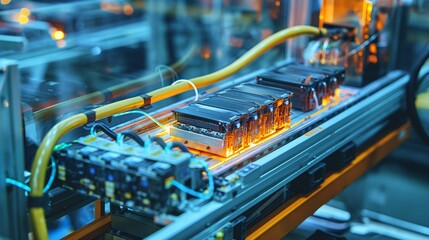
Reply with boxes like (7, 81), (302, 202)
(20, 8), (31, 17)
(52, 30), (65, 40)
(322, 98), (330, 106)
(18, 15), (29, 24)
(1, 0), (11, 5)
(376, 21), (383, 31)
(201, 47), (211, 59)
(368, 54), (378, 63)
(123, 4), (134, 16)
(366, 1), (373, 21)
(335, 88), (342, 99)
(101, 2), (122, 14)
(275, 1), (280, 7)
(369, 43), (377, 54)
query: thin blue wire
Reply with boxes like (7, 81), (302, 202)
(116, 133), (125, 145)
(170, 158), (214, 200)
(165, 142), (173, 154)
(5, 178), (31, 192)
(90, 124), (97, 136)
(113, 110), (167, 130)
(5, 157), (56, 193)
(43, 157), (56, 193)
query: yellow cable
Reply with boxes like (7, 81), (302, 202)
(149, 26), (325, 102)
(33, 44), (197, 121)
(29, 25), (326, 239)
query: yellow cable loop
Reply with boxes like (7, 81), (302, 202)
(29, 25), (326, 239)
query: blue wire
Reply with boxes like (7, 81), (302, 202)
(5, 178), (31, 192)
(170, 158), (214, 200)
(116, 132), (125, 145)
(43, 157), (56, 193)
(5, 157), (56, 193)
(90, 124), (97, 136)
(113, 110), (167, 130)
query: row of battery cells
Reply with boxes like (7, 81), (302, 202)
(173, 83), (293, 154)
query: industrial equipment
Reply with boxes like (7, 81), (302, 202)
(0, 0), (428, 239)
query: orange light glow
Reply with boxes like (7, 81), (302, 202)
(275, 1), (280, 7)
(16, 7), (31, 24)
(101, 2), (122, 14)
(368, 54), (378, 63)
(123, 4), (134, 16)
(18, 15), (29, 24)
(376, 21), (383, 31)
(52, 30), (65, 40)
(369, 43), (377, 54)
(322, 98), (330, 106)
(319, 0), (373, 46)
(208, 89), (350, 169)
(20, 8), (31, 16)
(1, 0), (11, 5)
(201, 46), (211, 59)
(366, 1), (373, 22)
(335, 88), (342, 99)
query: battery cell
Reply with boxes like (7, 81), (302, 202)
(197, 96), (259, 145)
(217, 89), (276, 137)
(233, 83), (293, 129)
(172, 104), (244, 155)
(257, 71), (319, 112)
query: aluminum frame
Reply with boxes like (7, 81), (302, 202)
(0, 60), (27, 239)
(143, 71), (408, 239)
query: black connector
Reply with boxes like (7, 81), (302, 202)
(292, 162), (327, 194)
(169, 141), (190, 153)
(91, 123), (117, 140)
(231, 216), (247, 240)
(324, 142), (357, 172)
(120, 131), (146, 147)
(150, 136), (167, 149)
(323, 23), (357, 41)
